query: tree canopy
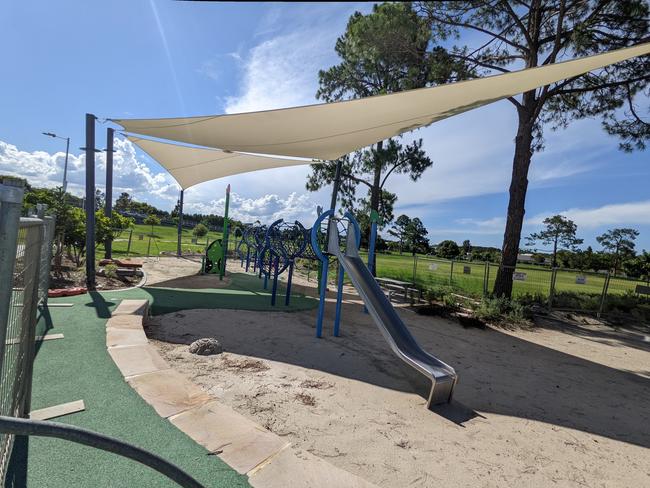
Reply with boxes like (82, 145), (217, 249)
(387, 214), (413, 254)
(597, 227), (639, 274)
(403, 217), (430, 255)
(527, 215), (583, 267)
(418, 0), (649, 296)
(436, 240), (461, 259)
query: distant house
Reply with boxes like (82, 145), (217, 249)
(517, 253), (541, 264)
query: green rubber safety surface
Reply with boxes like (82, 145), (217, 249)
(135, 272), (318, 315)
(7, 271), (316, 487)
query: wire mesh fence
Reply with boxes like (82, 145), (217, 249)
(366, 251), (649, 314)
(0, 220), (43, 479)
(0, 180), (55, 481)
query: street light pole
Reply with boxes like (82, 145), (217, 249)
(42, 132), (70, 191)
(63, 137), (70, 193)
(42, 131), (70, 273)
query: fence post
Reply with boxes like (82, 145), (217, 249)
(483, 261), (488, 295)
(486, 263), (491, 295)
(548, 267), (558, 310)
(0, 179), (25, 375)
(39, 216), (55, 307)
(597, 272), (611, 318)
(126, 229), (133, 256)
(412, 254), (417, 283)
(449, 259), (454, 285)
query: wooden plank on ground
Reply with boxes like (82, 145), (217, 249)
(30, 400), (85, 421)
(48, 303), (74, 307)
(6, 333), (64, 345)
(36, 333), (64, 342)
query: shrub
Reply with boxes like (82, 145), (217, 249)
(473, 296), (532, 325)
(193, 223), (208, 238)
(423, 285), (455, 304)
(552, 291), (601, 310)
(104, 264), (118, 280)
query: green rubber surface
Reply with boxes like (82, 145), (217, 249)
(7, 273), (315, 487)
(137, 272), (318, 315)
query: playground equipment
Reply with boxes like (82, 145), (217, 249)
(203, 239), (223, 274)
(202, 185), (231, 279)
(265, 219), (309, 306)
(235, 213), (328, 307)
(311, 210), (457, 407)
(236, 224), (256, 272)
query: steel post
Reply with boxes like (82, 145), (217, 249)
(84, 113), (97, 290)
(104, 128), (114, 259)
(177, 189), (184, 257)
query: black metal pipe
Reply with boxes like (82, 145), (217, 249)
(0, 416), (205, 488)
(105, 127), (114, 259)
(85, 113), (96, 290)
(325, 159), (343, 254)
(177, 189), (184, 256)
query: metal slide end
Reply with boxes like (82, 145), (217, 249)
(427, 375), (457, 407)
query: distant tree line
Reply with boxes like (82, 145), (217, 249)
(16, 183), (243, 269)
(379, 210), (647, 280)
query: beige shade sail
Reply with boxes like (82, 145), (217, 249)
(115, 43), (649, 160)
(126, 136), (314, 189)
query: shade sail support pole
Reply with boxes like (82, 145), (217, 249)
(84, 113), (97, 291)
(177, 189), (184, 257)
(104, 128), (115, 259)
(325, 159), (342, 255)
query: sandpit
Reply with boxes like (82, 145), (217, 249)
(142, 256), (232, 289)
(147, 297), (650, 488)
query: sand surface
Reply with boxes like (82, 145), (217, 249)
(142, 261), (650, 488)
(142, 256), (232, 289)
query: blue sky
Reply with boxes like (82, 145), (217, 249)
(1, 1), (649, 251)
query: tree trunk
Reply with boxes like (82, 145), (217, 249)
(369, 140), (383, 272)
(493, 108), (536, 298)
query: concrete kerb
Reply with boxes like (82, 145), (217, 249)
(106, 298), (379, 488)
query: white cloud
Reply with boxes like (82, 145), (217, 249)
(529, 200), (650, 229)
(222, 4), (366, 114)
(455, 216), (506, 231)
(0, 138), (178, 205)
(0, 139), (85, 192)
(185, 191), (315, 224)
(197, 58), (220, 81)
(223, 31), (328, 114)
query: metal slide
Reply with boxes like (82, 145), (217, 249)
(328, 222), (457, 407)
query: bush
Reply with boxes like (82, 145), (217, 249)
(551, 291), (601, 310)
(193, 223), (208, 238)
(423, 285), (455, 304)
(473, 296), (532, 325)
(104, 264), (118, 279)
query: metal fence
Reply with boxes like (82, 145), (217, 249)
(0, 180), (55, 480)
(368, 252), (649, 314)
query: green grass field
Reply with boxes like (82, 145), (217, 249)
(96, 223), (225, 257)
(96, 225), (645, 300)
(362, 252), (645, 299)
